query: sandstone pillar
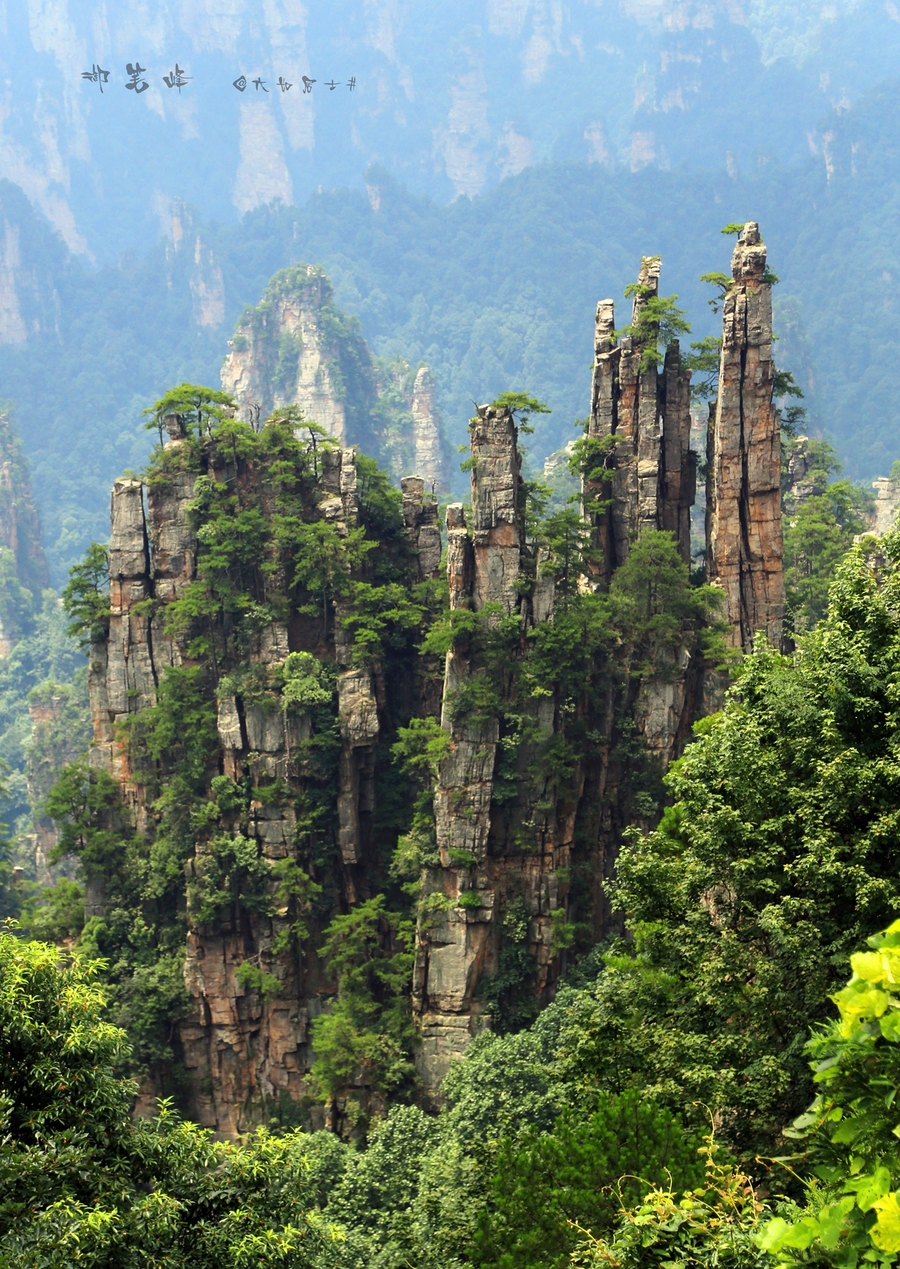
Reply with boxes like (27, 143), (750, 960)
(587, 257), (694, 575)
(410, 367), (448, 493)
(706, 222), (784, 651)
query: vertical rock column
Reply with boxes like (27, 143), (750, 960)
(661, 342), (696, 563)
(401, 476), (442, 581)
(706, 222), (784, 651)
(410, 367), (448, 493)
(587, 258), (694, 575)
(415, 405), (522, 1092)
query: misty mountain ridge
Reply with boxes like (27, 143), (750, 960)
(4, 0), (900, 262)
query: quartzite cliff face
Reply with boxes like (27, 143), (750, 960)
(87, 222), (784, 1128)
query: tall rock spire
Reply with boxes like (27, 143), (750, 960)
(706, 222), (784, 651)
(587, 256), (695, 575)
(410, 366), (448, 493)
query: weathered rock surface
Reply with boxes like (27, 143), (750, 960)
(401, 476), (442, 582)
(706, 222), (784, 651)
(87, 233), (789, 1123)
(221, 265), (375, 443)
(588, 258), (695, 575)
(415, 403), (593, 1092)
(87, 428), (433, 1135)
(410, 367), (448, 493)
(220, 269), (450, 490)
(867, 474), (900, 537)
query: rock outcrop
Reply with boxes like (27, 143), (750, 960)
(867, 473), (900, 537)
(588, 257), (695, 576)
(706, 223), (784, 651)
(221, 269), (449, 493)
(87, 422), (444, 1135)
(221, 265), (373, 443)
(410, 366), (448, 493)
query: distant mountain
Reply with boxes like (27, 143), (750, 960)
(3, 72), (900, 582)
(4, 0), (900, 261)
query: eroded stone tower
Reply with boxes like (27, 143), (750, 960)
(706, 222), (784, 651)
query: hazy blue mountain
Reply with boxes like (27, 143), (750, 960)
(3, 1), (900, 262)
(2, 69), (900, 582)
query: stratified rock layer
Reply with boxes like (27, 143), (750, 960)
(706, 222), (784, 651)
(86, 230), (788, 1122)
(87, 433), (436, 1136)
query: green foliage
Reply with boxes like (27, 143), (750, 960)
(473, 1090), (708, 1269)
(143, 381), (235, 440)
(759, 919), (900, 1269)
(571, 1135), (768, 1269)
(0, 546), (35, 647)
(277, 651), (334, 711)
(324, 1105), (441, 1258)
(558, 532), (900, 1156)
(440, 1024), (569, 1163)
(615, 283), (691, 374)
(19, 877), (84, 942)
(784, 444), (873, 631)
(0, 931), (352, 1267)
(390, 717), (450, 880)
(0, 592), (89, 884)
(309, 895), (416, 1107)
(44, 760), (122, 873)
(235, 960), (283, 997)
(721, 223), (748, 234)
(700, 271), (733, 314)
(685, 334), (723, 398)
(61, 542), (110, 647)
(126, 665), (218, 790)
(539, 507), (601, 599)
(491, 392), (552, 435)
(609, 530), (726, 673)
(480, 899), (541, 1033)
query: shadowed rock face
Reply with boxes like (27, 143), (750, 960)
(706, 222), (784, 652)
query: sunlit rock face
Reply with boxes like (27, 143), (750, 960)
(221, 265), (361, 443)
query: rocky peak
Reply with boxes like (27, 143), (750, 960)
(410, 367), (448, 493)
(706, 221), (784, 652)
(221, 265), (376, 444)
(165, 200), (226, 331)
(221, 269), (450, 486)
(867, 472), (900, 537)
(587, 256), (694, 575)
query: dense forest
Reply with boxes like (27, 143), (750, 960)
(4, 3), (900, 1264)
